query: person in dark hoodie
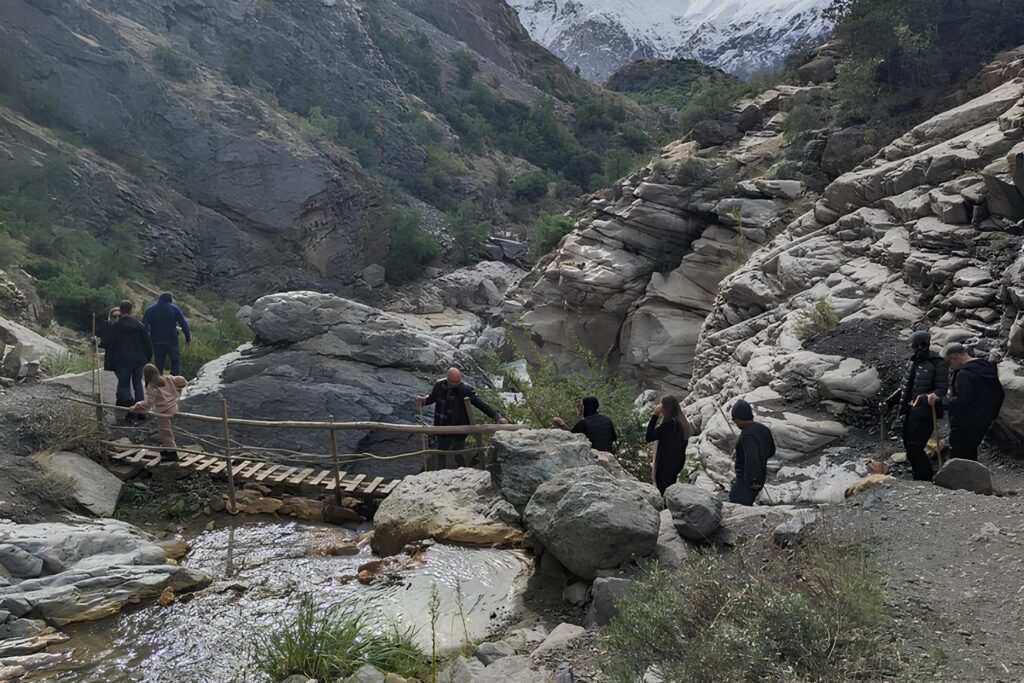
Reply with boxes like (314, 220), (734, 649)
(553, 396), (617, 453)
(880, 330), (948, 481)
(729, 399), (775, 506)
(100, 300), (153, 423)
(416, 367), (508, 469)
(926, 343), (1004, 461)
(142, 292), (191, 376)
(645, 395), (692, 494)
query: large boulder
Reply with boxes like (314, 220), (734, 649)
(0, 317), (66, 380)
(45, 452), (122, 517)
(584, 577), (634, 628)
(654, 509), (691, 569)
(372, 469), (526, 557)
(182, 292), (476, 477)
(523, 466), (659, 580)
(489, 430), (594, 513)
(933, 459), (994, 495)
(0, 519), (210, 626)
(664, 484), (723, 541)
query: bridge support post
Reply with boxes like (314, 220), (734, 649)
(91, 313), (109, 468)
(329, 415), (342, 505)
(222, 399), (236, 512)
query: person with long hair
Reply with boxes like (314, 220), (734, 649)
(646, 395), (692, 494)
(130, 363), (188, 462)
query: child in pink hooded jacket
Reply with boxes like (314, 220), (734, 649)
(131, 363), (187, 462)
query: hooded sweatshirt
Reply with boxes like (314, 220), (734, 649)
(142, 293), (191, 346)
(571, 397), (617, 453)
(133, 376), (188, 416)
(943, 359), (1005, 430)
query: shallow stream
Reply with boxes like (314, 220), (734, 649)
(38, 518), (532, 682)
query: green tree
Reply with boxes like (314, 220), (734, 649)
(382, 209), (439, 284)
(446, 201), (488, 265)
(529, 213), (574, 258)
(453, 50), (479, 88)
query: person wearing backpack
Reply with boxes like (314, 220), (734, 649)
(880, 330), (948, 481)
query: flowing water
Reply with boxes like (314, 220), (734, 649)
(39, 517), (532, 682)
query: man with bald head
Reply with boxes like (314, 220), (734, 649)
(416, 367), (508, 469)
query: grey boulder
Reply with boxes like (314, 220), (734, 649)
(933, 458), (994, 495)
(474, 639), (516, 666)
(664, 484), (723, 541)
(524, 466), (659, 580)
(584, 577), (633, 628)
(489, 430), (594, 513)
(46, 452), (122, 517)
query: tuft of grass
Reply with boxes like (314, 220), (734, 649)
(602, 531), (914, 682)
(252, 594), (428, 681)
(39, 350), (95, 377)
(26, 452), (79, 507)
(795, 299), (841, 342)
(44, 402), (107, 461)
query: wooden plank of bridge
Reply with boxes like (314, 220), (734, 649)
(130, 450), (152, 463)
(210, 457), (248, 476)
(112, 448), (139, 461)
(361, 476), (384, 495)
(378, 479), (401, 495)
(194, 457), (221, 472)
(288, 467), (314, 484)
(307, 469), (331, 486)
(142, 452), (161, 467)
(323, 470), (348, 491)
(255, 464), (281, 481)
(342, 473), (366, 493)
(178, 453), (205, 468)
(239, 462), (265, 479)
(268, 466), (297, 483)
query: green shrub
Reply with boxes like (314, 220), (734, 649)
(252, 594), (427, 681)
(37, 272), (125, 332)
(720, 230), (752, 275)
(453, 50), (479, 88)
(795, 299), (841, 342)
(529, 213), (574, 258)
(446, 201), (489, 266)
(179, 302), (253, 378)
(511, 172), (549, 202)
(224, 47), (252, 86)
(602, 532), (913, 682)
(482, 337), (649, 479)
(382, 210), (439, 285)
(151, 46), (196, 81)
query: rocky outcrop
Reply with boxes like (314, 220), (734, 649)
(523, 466), (659, 580)
(506, 83), (822, 395)
(685, 51), (1024, 475)
(0, 518), (209, 637)
(372, 469), (526, 556)
(664, 484), (722, 541)
(0, 317), (66, 381)
(44, 452), (122, 518)
(182, 291), (482, 475)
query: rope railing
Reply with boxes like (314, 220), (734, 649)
(63, 392), (512, 509)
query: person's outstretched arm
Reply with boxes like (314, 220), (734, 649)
(469, 390), (502, 421)
(176, 306), (191, 344)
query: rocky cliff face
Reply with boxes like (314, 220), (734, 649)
(0, 0), (619, 302)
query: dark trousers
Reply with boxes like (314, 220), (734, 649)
(114, 365), (145, 407)
(903, 416), (934, 481)
(426, 434), (468, 471)
(949, 427), (986, 461)
(153, 342), (181, 376)
(729, 479), (759, 506)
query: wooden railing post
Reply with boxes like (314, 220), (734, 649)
(418, 402), (429, 472)
(222, 399), (236, 512)
(329, 414), (342, 505)
(91, 313), (108, 467)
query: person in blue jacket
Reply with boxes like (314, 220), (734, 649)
(142, 292), (191, 375)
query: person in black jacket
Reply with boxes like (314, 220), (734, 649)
(553, 396), (617, 453)
(880, 330), (948, 481)
(100, 300), (153, 423)
(728, 399), (776, 506)
(926, 343), (1004, 461)
(416, 367), (508, 469)
(645, 395), (692, 494)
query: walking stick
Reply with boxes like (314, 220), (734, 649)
(930, 402), (944, 468)
(879, 411), (886, 446)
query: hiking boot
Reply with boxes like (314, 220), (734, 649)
(160, 450), (179, 463)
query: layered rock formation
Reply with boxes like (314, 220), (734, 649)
(181, 291), (486, 475)
(507, 83), (823, 394)
(683, 50), (1024, 486)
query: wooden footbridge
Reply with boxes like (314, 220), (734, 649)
(67, 393), (525, 507)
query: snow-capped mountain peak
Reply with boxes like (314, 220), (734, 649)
(509, 0), (834, 82)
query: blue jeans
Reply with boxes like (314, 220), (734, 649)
(729, 479), (759, 506)
(153, 343), (181, 376)
(114, 365), (145, 407)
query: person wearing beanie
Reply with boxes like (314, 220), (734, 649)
(926, 343), (1004, 461)
(553, 396), (618, 453)
(142, 291), (192, 376)
(729, 399), (775, 506)
(880, 330), (948, 481)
